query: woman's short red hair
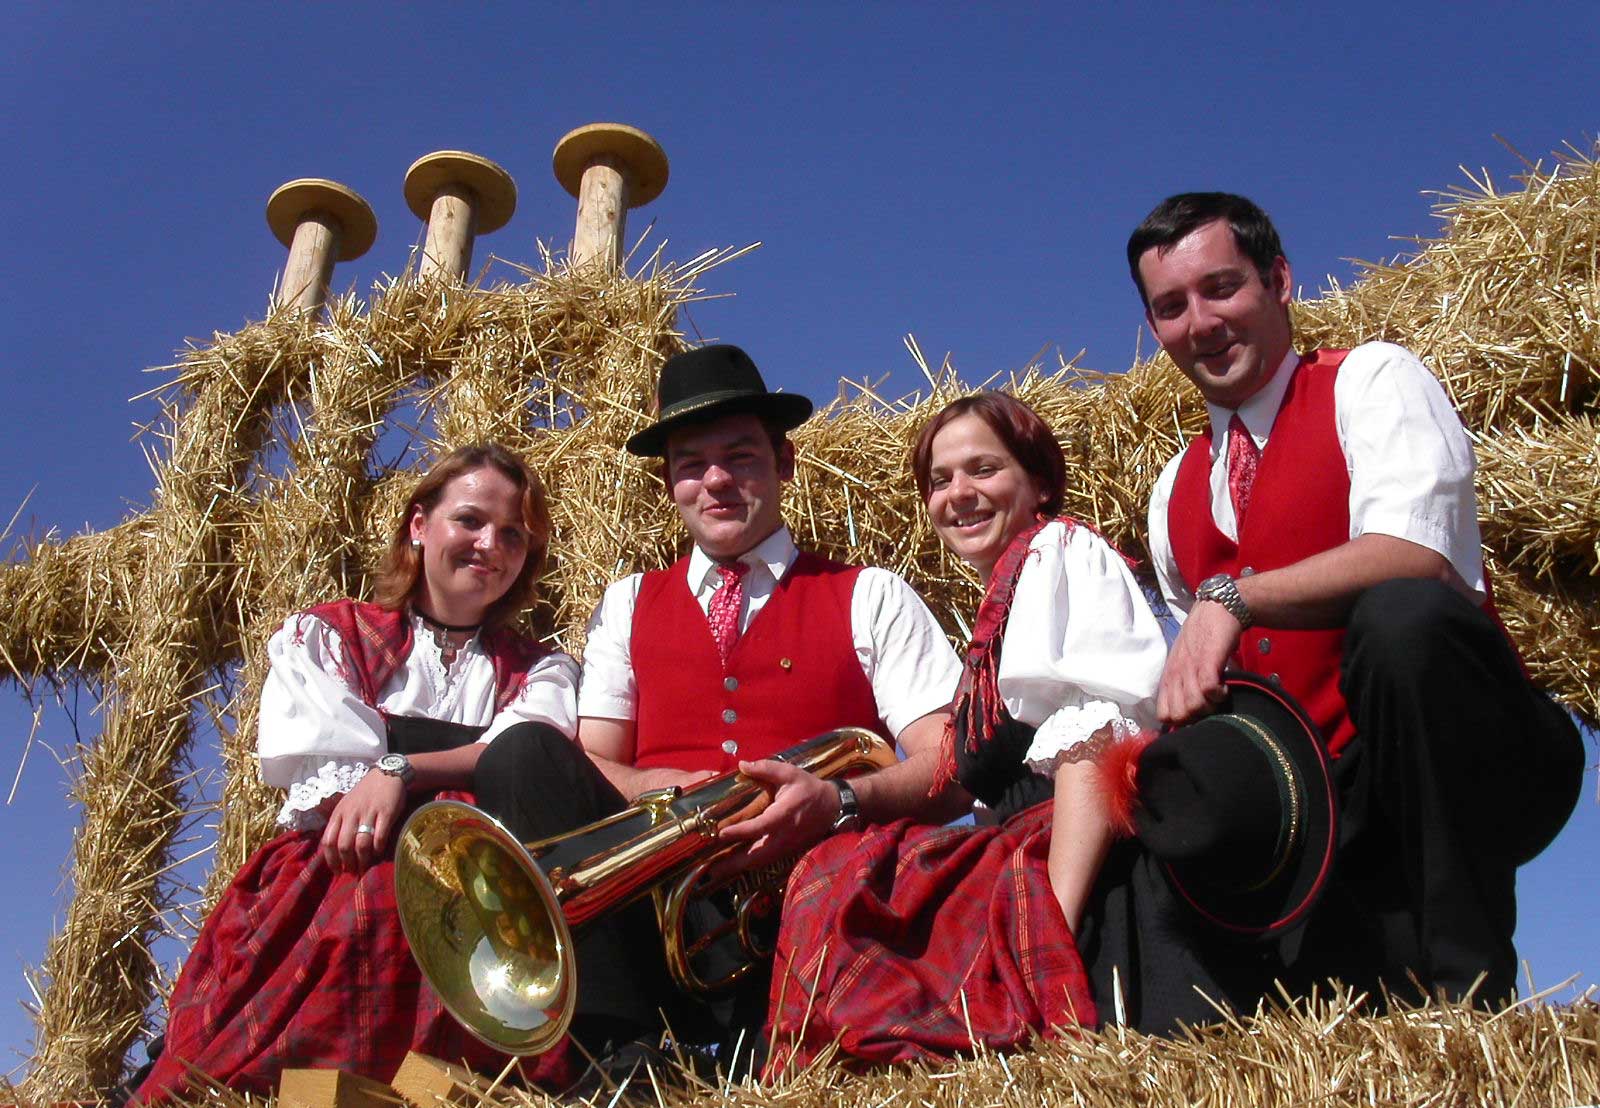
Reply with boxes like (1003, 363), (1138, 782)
(911, 392), (1066, 516)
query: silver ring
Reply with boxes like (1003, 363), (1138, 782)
(356, 824), (375, 835)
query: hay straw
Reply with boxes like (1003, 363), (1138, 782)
(107, 992), (1600, 1108)
(4, 146), (1597, 1098)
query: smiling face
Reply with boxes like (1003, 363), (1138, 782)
(665, 412), (794, 560)
(408, 465), (530, 626)
(1139, 218), (1295, 410)
(925, 413), (1048, 582)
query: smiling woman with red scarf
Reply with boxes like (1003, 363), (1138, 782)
(764, 393), (1170, 1071)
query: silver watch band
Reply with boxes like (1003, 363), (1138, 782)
(1197, 573), (1254, 629)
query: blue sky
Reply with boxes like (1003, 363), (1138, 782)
(2, 1), (1596, 1076)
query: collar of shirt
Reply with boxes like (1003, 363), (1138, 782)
(685, 525), (799, 601)
(1203, 347), (1301, 457)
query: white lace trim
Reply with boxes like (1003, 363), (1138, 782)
(407, 611), (480, 715)
(275, 757), (373, 830)
(1024, 700), (1142, 776)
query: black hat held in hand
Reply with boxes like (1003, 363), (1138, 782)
(1134, 671), (1338, 939)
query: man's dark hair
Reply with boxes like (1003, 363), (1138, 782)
(1126, 192), (1287, 305)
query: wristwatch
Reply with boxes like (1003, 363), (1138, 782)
(1196, 573), (1254, 629)
(831, 779), (863, 833)
(375, 752), (415, 788)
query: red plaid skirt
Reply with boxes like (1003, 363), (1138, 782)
(765, 801), (1095, 1075)
(135, 817), (576, 1104)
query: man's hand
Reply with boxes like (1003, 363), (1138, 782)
(1157, 599), (1242, 726)
(321, 770), (407, 873)
(715, 759), (840, 870)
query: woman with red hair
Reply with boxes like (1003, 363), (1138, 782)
(766, 393), (1169, 1070)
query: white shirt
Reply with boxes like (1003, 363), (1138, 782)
(257, 610), (580, 829)
(578, 526), (962, 741)
(1147, 342), (1485, 620)
(1000, 522), (1166, 774)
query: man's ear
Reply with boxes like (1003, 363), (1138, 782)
(1269, 255), (1292, 307)
(777, 438), (796, 482)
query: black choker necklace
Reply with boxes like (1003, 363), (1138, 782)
(415, 610), (481, 634)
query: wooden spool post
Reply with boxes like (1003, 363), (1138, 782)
(403, 151), (517, 280)
(265, 179), (377, 311)
(553, 123), (669, 271)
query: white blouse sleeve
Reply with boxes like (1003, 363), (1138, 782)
(993, 523), (1166, 776)
(257, 614), (389, 826)
(479, 651), (581, 744)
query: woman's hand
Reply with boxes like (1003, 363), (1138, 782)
(321, 770), (407, 873)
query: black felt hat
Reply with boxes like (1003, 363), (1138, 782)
(1134, 672), (1338, 939)
(625, 344), (814, 457)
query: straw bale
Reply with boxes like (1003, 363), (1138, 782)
(96, 993), (1600, 1108)
(20, 306), (331, 1101)
(0, 519), (150, 682)
(1477, 413), (1600, 580)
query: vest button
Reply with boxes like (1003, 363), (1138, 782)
(1240, 566), (1255, 576)
(722, 708), (737, 724)
(724, 676), (738, 692)
(1268, 673), (1282, 685)
(721, 738), (738, 755)
(1257, 637), (1272, 654)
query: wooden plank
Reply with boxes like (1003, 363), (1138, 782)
(390, 1051), (495, 1108)
(278, 1068), (401, 1108)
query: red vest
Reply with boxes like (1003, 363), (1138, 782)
(1170, 351), (1357, 753)
(629, 552), (890, 773)
(1168, 350), (1519, 757)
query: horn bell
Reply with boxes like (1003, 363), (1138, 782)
(394, 800), (577, 1055)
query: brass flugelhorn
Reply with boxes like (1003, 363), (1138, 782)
(393, 726), (896, 1055)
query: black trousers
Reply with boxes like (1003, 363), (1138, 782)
(473, 724), (673, 1041)
(1283, 579), (1585, 1006)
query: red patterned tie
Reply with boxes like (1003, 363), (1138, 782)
(707, 561), (750, 665)
(1227, 414), (1260, 526)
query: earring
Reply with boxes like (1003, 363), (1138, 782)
(411, 539), (422, 550)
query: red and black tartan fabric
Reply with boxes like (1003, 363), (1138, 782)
(763, 800), (1095, 1075)
(303, 598), (549, 713)
(134, 807), (578, 1104)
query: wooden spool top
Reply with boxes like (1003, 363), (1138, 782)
(403, 151), (518, 233)
(266, 179), (378, 260)
(553, 123), (669, 206)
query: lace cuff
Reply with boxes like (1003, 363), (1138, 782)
(1024, 701), (1142, 777)
(274, 757), (372, 831)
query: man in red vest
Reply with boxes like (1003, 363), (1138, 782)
(1129, 192), (1583, 1007)
(576, 343), (968, 1059)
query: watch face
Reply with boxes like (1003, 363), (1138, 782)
(378, 753), (407, 774)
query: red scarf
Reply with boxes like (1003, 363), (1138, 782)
(931, 517), (1060, 795)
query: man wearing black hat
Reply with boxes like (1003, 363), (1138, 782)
(575, 343), (968, 1050)
(1127, 192), (1584, 1007)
